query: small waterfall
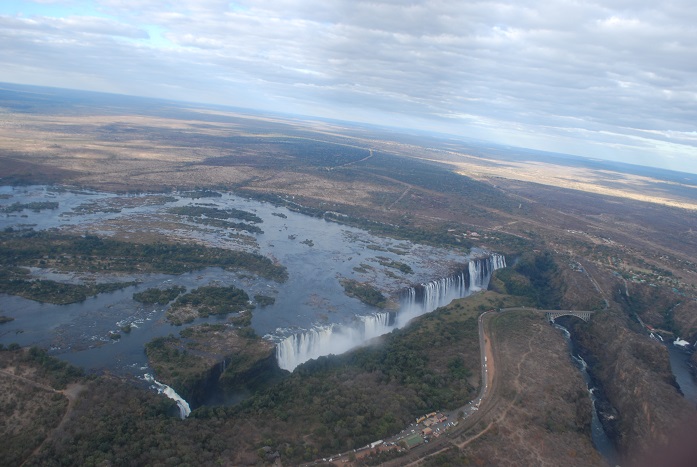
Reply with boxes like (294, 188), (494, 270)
(144, 374), (192, 419)
(276, 254), (505, 371)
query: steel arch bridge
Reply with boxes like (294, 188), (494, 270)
(544, 310), (595, 322)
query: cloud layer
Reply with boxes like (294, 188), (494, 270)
(1, 0), (696, 172)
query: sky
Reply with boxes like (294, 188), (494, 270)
(1, 1), (696, 173)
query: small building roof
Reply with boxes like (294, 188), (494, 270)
(404, 433), (424, 449)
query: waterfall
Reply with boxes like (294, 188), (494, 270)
(144, 374), (192, 419)
(275, 311), (395, 372)
(276, 254), (505, 372)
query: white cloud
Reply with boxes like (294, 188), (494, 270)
(0, 0), (696, 171)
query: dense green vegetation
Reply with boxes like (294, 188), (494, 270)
(28, 377), (183, 466)
(0, 230), (287, 283)
(146, 324), (275, 402)
(5, 293), (512, 466)
(24, 346), (85, 388)
(172, 285), (252, 316)
(0, 229), (285, 303)
(0, 267), (136, 304)
(493, 251), (563, 308)
(217, 296), (485, 459)
(133, 286), (186, 305)
(0, 345), (84, 388)
(367, 244), (410, 256)
(340, 278), (387, 308)
(180, 189), (222, 199)
(145, 335), (207, 396)
(253, 294), (275, 307)
(189, 216), (263, 234)
(166, 285), (253, 325)
(375, 256), (413, 274)
(71, 202), (121, 214)
(0, 346), (80, 466)
(353, 263), (374, 273)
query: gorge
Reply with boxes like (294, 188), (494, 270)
(276, 254), (506, 371)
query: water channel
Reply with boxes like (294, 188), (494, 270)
(666, 340), (697, 407)
(554, 323), (619, 465)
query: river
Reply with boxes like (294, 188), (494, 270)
(554, 324), (619, 465)
(0, 185), (499, 376)
(666, 340), (697, 407)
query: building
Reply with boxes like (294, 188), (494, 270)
(403, 433), (424, 449)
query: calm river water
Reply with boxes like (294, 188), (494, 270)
(0, 185), (483, 374)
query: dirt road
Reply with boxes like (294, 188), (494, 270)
(0, 369), (86, 466)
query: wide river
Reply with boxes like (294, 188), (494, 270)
(0, 185), (491, 374)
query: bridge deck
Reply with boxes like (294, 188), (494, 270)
(499, 308), (596, 323)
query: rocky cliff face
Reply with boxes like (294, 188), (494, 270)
(570, 311), (697, 462)
(145, 324), (278, 407)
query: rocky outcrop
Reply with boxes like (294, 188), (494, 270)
(570, 310), (697, 462)
(145, 324), (280, 408)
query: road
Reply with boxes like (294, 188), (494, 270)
(384, 311), (500, 466)
(301, 308), (498, 466)
(305, 305), (604, 466)
(305, 307), (561, 466)
(0, 368), (85, 466)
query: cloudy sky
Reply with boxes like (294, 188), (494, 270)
(1, 1), (696, 173)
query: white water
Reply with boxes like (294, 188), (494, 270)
(276, 254), (505, 371)
(674, 337), (690, 348)
(650, 332), (664, 342)
(144, 374), (192, 419)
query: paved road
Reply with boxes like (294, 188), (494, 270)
(303, 310), (499, 466)
(378, 311), (499, 467)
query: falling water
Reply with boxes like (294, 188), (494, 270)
(276, 254), (505, 371)
(144, 374), (192, 419)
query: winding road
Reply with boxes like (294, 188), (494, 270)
(305, 308), (545, 466)
(378, 311), (501, 466)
